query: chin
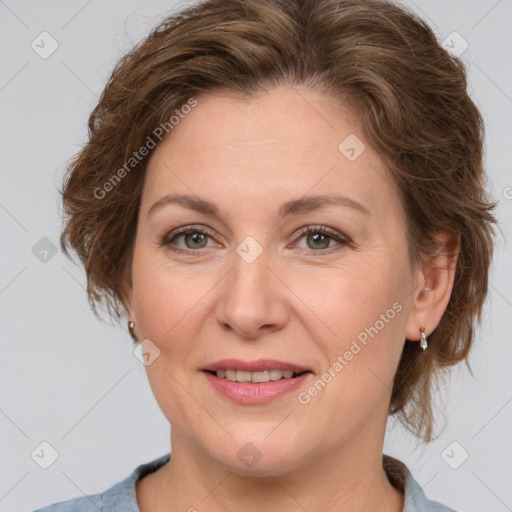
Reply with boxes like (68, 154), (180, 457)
(204, 435), (310, 477)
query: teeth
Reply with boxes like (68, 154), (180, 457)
(269, 369), (282, 380)
(215, 369), (298, 382)
(251, 370), (269, 383)
(236, 370), (252, 382)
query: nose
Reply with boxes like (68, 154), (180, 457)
(214, 247), (289, 339)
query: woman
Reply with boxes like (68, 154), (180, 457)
(34, 0), (496, 510)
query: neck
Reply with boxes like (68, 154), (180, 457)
(143, 426), (404, 512)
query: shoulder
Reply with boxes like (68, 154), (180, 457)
(383, 454), (459, 512)
(32, 453), (171, 512)
(403, 473), (458, 512)
(32, 493), (102, 512)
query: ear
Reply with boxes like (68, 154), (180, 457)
(405, 230), (460, 343)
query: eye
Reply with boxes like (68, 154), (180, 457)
(158, 224), (349, 256)
(159, 225), (217, 254)
(293, 225), (349, 255)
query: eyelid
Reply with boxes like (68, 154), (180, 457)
(290, 225), (350, 254)
(293, 225), (350, 244)
(160, 224), (218, 248)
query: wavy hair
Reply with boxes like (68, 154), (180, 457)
(59, 0), (497, 441)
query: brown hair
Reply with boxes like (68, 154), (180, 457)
(59, 0), (497, 441)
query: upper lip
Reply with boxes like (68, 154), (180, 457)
(202, 358), (312, 373)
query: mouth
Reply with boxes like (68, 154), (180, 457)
(201, 359), (313, 404)
(203, 368), (311, 383)
(201, 358), (313, 382)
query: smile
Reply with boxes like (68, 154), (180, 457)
(202, 370), (312, 405)
(208, 369), (309, 382)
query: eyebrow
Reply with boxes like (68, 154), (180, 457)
(146, 193), (371, 220)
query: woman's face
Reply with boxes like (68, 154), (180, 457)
(124, 86), (425, 475)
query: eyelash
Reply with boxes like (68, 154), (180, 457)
(158, 224), (350, 256)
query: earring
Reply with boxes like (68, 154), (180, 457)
(128, 321), (138, 342)
(419, 326), (428, 351)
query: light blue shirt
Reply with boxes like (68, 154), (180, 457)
(33, 453), (457, 511)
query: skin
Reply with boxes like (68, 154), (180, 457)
(122, 85), (458, 512)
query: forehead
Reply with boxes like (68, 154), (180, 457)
(142, 86), (400, 223)
(156, 86), (361, 157)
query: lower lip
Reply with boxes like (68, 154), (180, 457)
(203, 371), (312, 405)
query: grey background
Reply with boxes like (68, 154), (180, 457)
(1, 1), (511, 511)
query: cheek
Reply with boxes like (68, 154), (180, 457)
(130, 254), (209, 428)
(292, 249), (408, 341)
(293, 279), (407, 446)
(291, 253), (409, 405)
(131, 245), (205, 343)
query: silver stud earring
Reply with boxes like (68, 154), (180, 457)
(419, 327), (428, 351)
(128, 321), (138, 342)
